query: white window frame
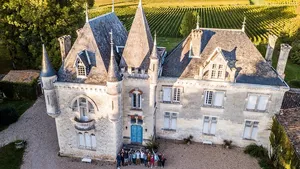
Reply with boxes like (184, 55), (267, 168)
(163, 112), (177, 131)
(203, 90), (225, 108)
(210, 64), (225, 80)
(162, 86), (182, 103)
(131, 90), (142, 109)
(72, 97), (95, 122)
(76, 60), (87, 78)
(78, 132), (96, 150)
(202, 116), (218, 135)
(243, 120), (259, 140)
(245, 94), (270, 112)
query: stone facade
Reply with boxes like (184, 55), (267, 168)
(40, 2), (290, 161)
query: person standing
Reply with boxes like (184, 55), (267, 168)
(136, 150), (141, 165)
(124, 150), (129, 166)
(132, 151), (137, 165)
(116, 153), (122, 169)
(129, 150), (133, 165)
(161, 154), (166, 168)
(144, 152), (148, 167)
(140, 149), (145, 165)
(150, 155), (154, 168)
(158, 153), (162, 167)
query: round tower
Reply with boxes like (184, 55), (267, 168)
(149, 33), (159, 107)
(40, 44), (60, 118)
(106, 31), (123, 122)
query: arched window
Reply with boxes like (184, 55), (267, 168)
(130, 89), (142, 109)
(72, 97), (95, 121)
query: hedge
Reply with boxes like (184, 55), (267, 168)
(0, 80), (37, 100)
(0, 107), (18, 126)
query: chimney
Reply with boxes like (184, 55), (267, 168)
(58, 35), (72, 62)
(276, 44), (292, 79)
(265, 35), (278, 65)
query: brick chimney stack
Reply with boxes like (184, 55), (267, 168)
(58, 35), (72, 62)
(276, 44), (292, 79)
(265, 35), (277, 65)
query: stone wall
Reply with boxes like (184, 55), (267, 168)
(54, 82), (122, 160)
(155, 77), (288, 147)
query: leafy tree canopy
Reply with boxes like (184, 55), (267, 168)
(179, 11), (198, 37)
(0, 0), (85, 70)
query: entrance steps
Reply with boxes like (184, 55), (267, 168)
(122, 144), (145, 151)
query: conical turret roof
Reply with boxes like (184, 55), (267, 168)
(107, 31), (121, 82)
(40, 44), (56, 77)
(121, 0), (153, 69)
(150, 32), (158, 60)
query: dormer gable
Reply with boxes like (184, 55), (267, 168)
(73, 50), (92, 78)
(189, 29), (203, 58)
(200, 47), (237, 82)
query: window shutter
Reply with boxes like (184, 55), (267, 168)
(163, 87), (172, 102)
(251, 122), (259, 139)
(243, 121), (252, 139)
(213, 92), (224, 107)
(203, 117), (210, 134)
(257, 96), (268, 111)
(91, 134), (96, 149)
(164, 113), (170, 129)
(173, 88), (180, 102)
(79, 133), (85, 147)
(138, 94), (141, 108)
(132, 93), (137, 108)
(210, 117), (217, 135)
(204, 91), (213, 105)
(85, 133), (91, 149)
(246, 95), (257, 110)
(171, 113), (177, 130)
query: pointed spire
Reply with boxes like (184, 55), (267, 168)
(112, 0), (114, 12)
(196, 15), (200, 29)
(242, 17), (246, 32)
(85, 3), (89, 23)
(138, 0), (142, 7)
(107, 30), (121, 82)
(41, 44), (56, 77)
(151, 31), (158, 59)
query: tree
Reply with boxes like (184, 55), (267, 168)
(0, 0), (85, 70)
(87, 0), (95, 8)
(179, 11), (198, 37)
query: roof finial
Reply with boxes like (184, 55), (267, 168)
(151, 31), (158, 59)
(242, 17), (246, 32)
(138, 0), (142, 7)
(196, 15), (200, 29)
(85, 2), (89, 23)
(112, 0), (114, 12)
(110, 29), (114, 56)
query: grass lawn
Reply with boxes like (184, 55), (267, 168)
(0, 100), (35, 131)
(157, 37), (183, 52)
(0, 141), (25, 169)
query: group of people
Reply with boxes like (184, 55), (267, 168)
(116, 148), (166, 169)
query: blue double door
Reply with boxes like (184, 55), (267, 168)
(131, 125), (143, 144)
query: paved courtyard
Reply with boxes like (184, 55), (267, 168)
(0, 98), (260, 169)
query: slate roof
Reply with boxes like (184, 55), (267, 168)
(162, 28), (286, 86)
(107, 32), (121, 82)
(58, 12), (128, 84)
(120, 2), (153, 70)
(41, 44), (56, 77)
(281, 88), (300, 109)
(277, 108), (300, 158)
(2, 70), (40, 83)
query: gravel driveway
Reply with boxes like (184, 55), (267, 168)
(0, 98), (260, 169)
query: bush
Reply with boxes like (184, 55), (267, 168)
(223, 139), (233, 149)
(289, 80), (300, 88)
(145, 135), (159, 151)
(0, 107), (18, 126)
(258, 158), (274, 169)
(0, 81), (37, 100)
(244, 144), (268, 159)
(183, 135), (193, 144)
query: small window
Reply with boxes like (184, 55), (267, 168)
(211, 64), (224, 79)
(78, 132), (96, 150)
(162, 86), (182, 103)
(243, 121), (259, 140)
(204, 91), (225, 108)
(131, 91), (142, 109)
(203, 116), (217, 135)
(163, 112), (177, 130)
(246, 94), (269, 112)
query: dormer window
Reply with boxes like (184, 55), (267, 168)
(74, 50), (92, 78)
(211, 64), (224, 79)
